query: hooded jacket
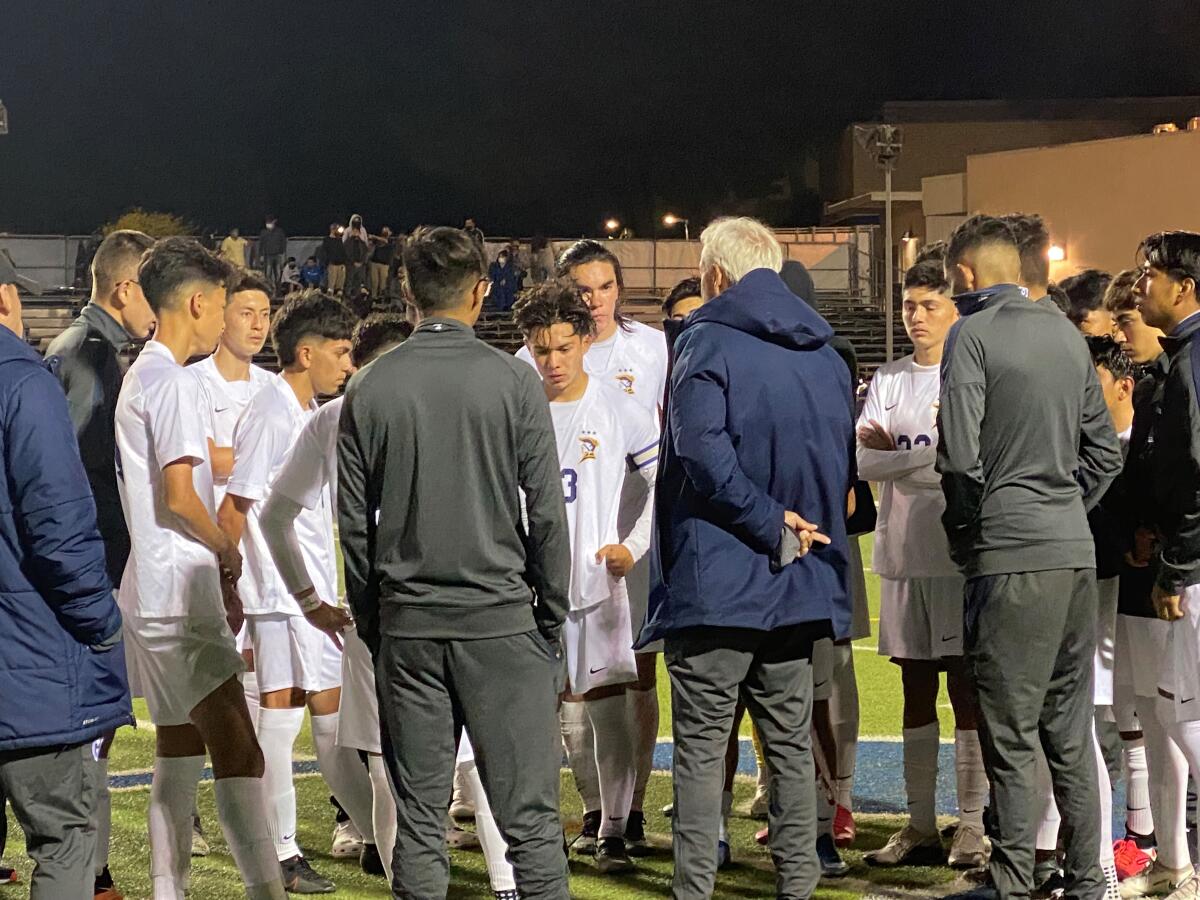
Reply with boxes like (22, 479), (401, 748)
(638, 268), (855, 644)
(0, 327), (132, 751)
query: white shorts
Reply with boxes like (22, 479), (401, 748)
(812, 637), (833, 702)
(336, 627), (381, 754)
(249, 613), (343, 695)
(1162, 583), (1200, 722)
(1094, 577), (1119, 707)
(124, 615), (245, 727)
(236, 621), (251, 654)
(877, 575), (965, 661)
(1112, 614), (1142, 732)
(626, 557), (661, 654)
(1125, 614), (1171, 699)
(847, 538), (871, 641)
(565, 599), (638, 695)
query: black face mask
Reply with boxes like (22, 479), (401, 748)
(662, 316), (685, 352)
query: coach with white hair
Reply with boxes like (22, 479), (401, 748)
(638, 217), (855, 898)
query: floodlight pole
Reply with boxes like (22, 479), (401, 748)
(885, 166), (893, 362)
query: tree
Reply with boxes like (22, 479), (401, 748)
(103, 208), (191, 238)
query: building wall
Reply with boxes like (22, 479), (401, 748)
(966, 130), (1200, 278)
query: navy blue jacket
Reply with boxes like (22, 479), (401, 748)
(638, 268), (855, 645)
(0, 327), (132, 751)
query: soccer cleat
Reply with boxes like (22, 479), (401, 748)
(817, 833), (850, 878)
(1115, 837), (1156, 881)
(94, 865), (123, 900)
(190, 816), (210, 857)
(494, 891), (520, 900)
(864, 825), (944, 867)
(949, 823), (991, 869)
(1031, 859), (1064, 900)
(571, 810), (601, 856)
(834, 804), (856, 847)
(1165, 876), (1200, 900)
(1120, 861), (1195, 898)
(280, 855), (335, 894)
(445, 821), (481, 850)
(359, 843), (385, 877)
(625, 810), (651, 857)
(717, 839), (732, 869)
(595, 837), (634, 875)
(749, 786), (770, 820)
(0, 867), (15, 885)
(331, 819), (365, 859)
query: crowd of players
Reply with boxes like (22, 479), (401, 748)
(0, 209), (1198, 900)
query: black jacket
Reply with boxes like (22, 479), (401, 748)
(1119, 355), (1168, 615)
(319, 235), (347, 266)
(337, 318), (570, 647)
(1149, 312), (1200, 594)
(44, 303), (131, 585)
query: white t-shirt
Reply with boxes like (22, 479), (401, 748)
(517, 319), (668, 424)
(856, 355), (957, 579)
(115, 341), (224, 619)
(272, 397), (343, 512)
(191, 355), (273, 503)
(550, 378), (658, 612)
(227, 375), (336, 616)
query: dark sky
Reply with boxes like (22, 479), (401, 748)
(4, 1), (1198, 237)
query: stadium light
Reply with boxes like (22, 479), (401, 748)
(854, 123), (904, 362)
(1048, 244), (1066, 262)
(604, 218), (621, 235)
(663, 214), (690, 241)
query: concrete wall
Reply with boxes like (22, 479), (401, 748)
(966, 129), (1200, 278)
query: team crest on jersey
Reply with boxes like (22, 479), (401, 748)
(615, 369), (636, 395)
(578, 431), (599, 463)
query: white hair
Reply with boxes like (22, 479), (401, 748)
(698, 217), (783, 284)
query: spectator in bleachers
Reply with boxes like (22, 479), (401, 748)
(281, 256), (302, 290)
(487, 247), (520, 312)
(257, 214), (288, 291)
(369, 227), (395, 299)
(300, 256), (323, 288)
(464, 217), (485, 250)
(343, 214), (371, 299)
(319, 223), (348, 295)
(220, 227), (249, 270)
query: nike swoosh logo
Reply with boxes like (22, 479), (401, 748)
(1183, 697), (1194, 704)
(283, 832), (295, 842)
(941, 635), (956, 642)
(589, 666), (607, 674)
(813, 680), (829, 689)
(214, 405), (229, 413)
(884, 402), (898, 410)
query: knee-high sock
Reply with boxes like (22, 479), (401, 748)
(586, 693), (637, 839)
(1122, 737), (1154, 836)
(458, 758), (516, 892)
(954, 729), (988, 830)
(752, 719), (770, 793)
(1155, 695), (1199, 870)
(311, 712), (375, 844)
(1035, 749), (1061, 852)
(242, 670), (261, 731)
(149, 755), (204, 900)
(903, 723), (939, 835)
(367, 755), (397, 885)
(257, 706), (305, 861)
(560, 700), (601, 813)
(1093, 723), (1120, 900)
(90, 755), (111, 876)
(214, 777), (286, 898)
(628, 684), (659, 812)
(718, 790), (732, 844)
(829, 643), (859, 811)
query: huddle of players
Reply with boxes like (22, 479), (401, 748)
(858, 213), (1200, 900)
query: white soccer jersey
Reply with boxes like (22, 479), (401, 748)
(517, 319), (668, 422)
(272, 397), (343, 512)
(550, 378), (658, 612)
(191, 355), (273, 503)
(227, 375), (337, 616)
(856, 355), (957, 579)
(115, 341), (224, 619)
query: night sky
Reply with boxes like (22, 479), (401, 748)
(4, 1), (1198, 238)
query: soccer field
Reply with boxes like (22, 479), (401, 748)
(1, 537), (974, 898)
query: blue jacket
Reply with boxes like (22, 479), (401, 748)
(638, 268), (855, 645)
(0, 327), (132, 751)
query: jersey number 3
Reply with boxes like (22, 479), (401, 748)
(561, 468), (578, 504)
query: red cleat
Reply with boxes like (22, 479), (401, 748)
(1113, 837), (1155, 881)
(834, 804), (856, 848)
(0, 866), (17, 885)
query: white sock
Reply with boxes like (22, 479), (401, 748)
(586, 693), (636, 839)
(1095, 722), (1115, 867)
(816, 764), (836, 837)
(954, 729), (987, 830)
(90, 755), (111, 876)
(149, 755), (203, 900)
(903, 723), (939, 835)
(459, 758), (516, 892)
(560, 700), (601, 813)
(829, 642), (859, 811)
(1147, 696), (1191, 869)
(627, 684), (659, 813)
(214, 777), (286, 897)
(311, 712), (375, 844)
(367, 755), (396, 885)
(257, 706), (305, 861)
(243, 670), (261, 730)
(1123, 738), (1154, 836)
(1035, 750), (1061, 852)
(1158, 696), (1200, 871)
(719, 790), (732, 844)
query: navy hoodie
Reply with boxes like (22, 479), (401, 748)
(638, 268), (855, 644)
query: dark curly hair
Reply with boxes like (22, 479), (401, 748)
(512, 279), (597, 340)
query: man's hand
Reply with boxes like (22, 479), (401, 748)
(783, 511), (832, 560)
(217, 539), (242, 585)
(304, 601), (352, 650)
(856, 420), (896, 452)
(1153, 584), (1185, 622)
(221, 577), (244, 636)
(1126, 527), (1158, 569)
(596, 544), (635, 578)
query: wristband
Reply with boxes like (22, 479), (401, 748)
(296, 589), (322, 614)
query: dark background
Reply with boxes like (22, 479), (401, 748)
(3, 0), (1198, 237)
